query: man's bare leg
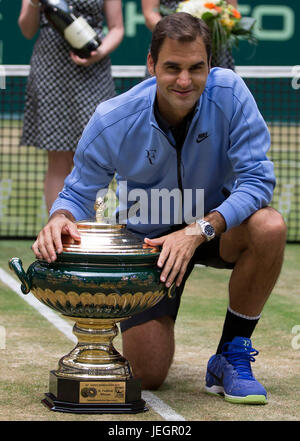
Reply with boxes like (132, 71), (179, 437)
(220, 207), (286, 316)
(122, 316), (175, 390)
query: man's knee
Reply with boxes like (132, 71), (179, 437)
(137, 366), (170, 391)
(248, 207), (287, 251)
(220, 207), (286, 263)
(122, 316), (175, 390)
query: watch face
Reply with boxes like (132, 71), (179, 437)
(204, 225), (215, 237)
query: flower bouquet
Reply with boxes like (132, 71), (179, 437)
(161, 0), (256, 59)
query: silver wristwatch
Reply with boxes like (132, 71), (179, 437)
(196, 219), (215, 241)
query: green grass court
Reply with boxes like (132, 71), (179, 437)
(0, 240), (299, 421)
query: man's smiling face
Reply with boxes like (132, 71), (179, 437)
(147, 36), (210, 126)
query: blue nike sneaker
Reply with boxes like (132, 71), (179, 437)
(205, 336), (267, 404)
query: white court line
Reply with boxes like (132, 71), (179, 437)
(141, 391), (185, 421)
(0, 267), (186, 421)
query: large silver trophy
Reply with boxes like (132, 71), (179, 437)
(9, 198), (174, 414)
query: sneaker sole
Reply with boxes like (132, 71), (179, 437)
(205, 385), (267, 405)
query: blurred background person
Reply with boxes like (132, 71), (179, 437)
(18, 0), (124, 213)
(142, 0), (238, 69)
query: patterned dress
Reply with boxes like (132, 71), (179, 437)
(21, 0), (115, 151)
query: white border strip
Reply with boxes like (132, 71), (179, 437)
(2, 64), (297, 78)
(235, 65), (297, 78)
(1, 65), (147, 78)
(112, 65), (146, 77)
(2, 65), (30, 76)
(0, 266), (186, 421)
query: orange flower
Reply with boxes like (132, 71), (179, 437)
(232, 9), (241, 19)
(204, 2), (216, 9)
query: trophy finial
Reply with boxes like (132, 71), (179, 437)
(94, 196), (106, 222)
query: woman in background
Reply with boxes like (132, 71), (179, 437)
(18, 0), (124, 213)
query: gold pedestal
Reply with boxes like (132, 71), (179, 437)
(42, 319), (147, 414)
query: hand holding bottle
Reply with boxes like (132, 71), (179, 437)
(70, 46), (106, 67)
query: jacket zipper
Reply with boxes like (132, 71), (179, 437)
(152, 123), (185, 224)
(176, 146), (184, 224)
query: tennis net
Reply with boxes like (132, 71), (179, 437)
(0, 65), (299, 241)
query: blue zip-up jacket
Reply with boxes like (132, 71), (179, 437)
(50, 68), (275, 238)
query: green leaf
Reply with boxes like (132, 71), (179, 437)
(234, 16), (256, 32)
(211, 19), (229, 57)
(201, 11), (215, 22)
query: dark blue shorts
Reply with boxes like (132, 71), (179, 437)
(120, 235), (235, 333)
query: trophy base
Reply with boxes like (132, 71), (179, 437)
(42, 371), (148, 414)
(42, 393), (148, 414)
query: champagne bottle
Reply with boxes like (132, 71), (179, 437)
(40, 0), (101, 58)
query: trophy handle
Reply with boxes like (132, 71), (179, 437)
(8, 257), (32, 294)
(167, 282), (176, 299)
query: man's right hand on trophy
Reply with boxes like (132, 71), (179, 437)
(32, 210), (81, 263)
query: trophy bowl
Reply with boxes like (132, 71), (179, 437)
(9, 202), (174, 414)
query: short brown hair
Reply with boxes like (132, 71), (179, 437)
(150, 12), (212, 65)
